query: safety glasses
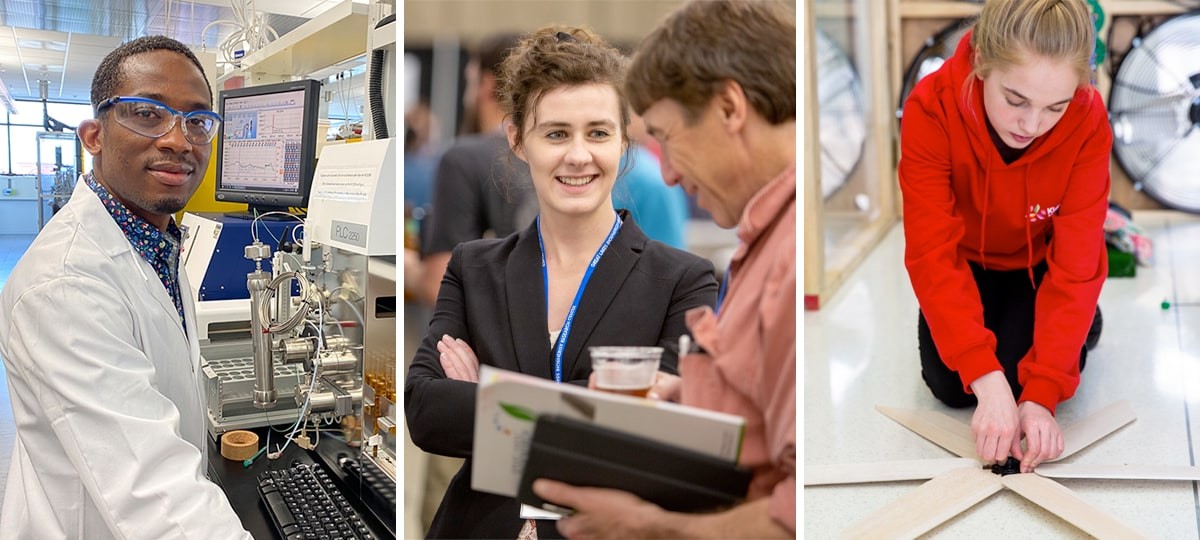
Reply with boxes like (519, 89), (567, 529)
(95, 96), (223, 145)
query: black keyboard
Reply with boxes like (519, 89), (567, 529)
(257, 463), (374, 540)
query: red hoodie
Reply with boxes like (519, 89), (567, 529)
(899, 30), (1112, 414)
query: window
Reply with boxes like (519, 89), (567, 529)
(0, 101), (90, 175)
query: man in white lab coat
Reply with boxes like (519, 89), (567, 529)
(0, 36), (251, 539)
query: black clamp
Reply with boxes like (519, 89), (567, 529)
(989, 457), (1021, 476)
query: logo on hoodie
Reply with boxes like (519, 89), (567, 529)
(1027, 204), (1060, 223)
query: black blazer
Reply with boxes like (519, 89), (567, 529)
(405, 211), (717, 539)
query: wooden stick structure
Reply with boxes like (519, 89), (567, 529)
(804, 457), (978, 485)
(1001, 474), (1148, 539)
(1035, 463), (1200, 481)
(1056, 400), (1137, 460)
(840, 467), (1002, 540)
(874, 405), (977, 459)
(808, 400), (1200, 537)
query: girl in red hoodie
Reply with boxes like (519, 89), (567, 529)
(900, 0), (1111, 475)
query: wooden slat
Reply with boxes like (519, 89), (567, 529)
(841, 467), (1002, 539)
(1037, 462), (1200, 481)
(898, 2), (982, 18)
(1001, 474), (1148, 539)
(876, 405), (977, 459)
(1055, 400), (1137, 461)
(1105, 0), (1200, 15)
(804, 458), (978, 486)
(875, 399), (1134, 463)
(802, 6), (823, 305)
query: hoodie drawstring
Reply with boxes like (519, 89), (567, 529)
(980, 154), (990, 270)
(981, 154), (1037, 289)
(1024, 167), (1037, 290)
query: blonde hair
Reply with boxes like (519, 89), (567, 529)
(971, 0), (1095, 86)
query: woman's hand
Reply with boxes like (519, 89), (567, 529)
(1016, 401), (1063, 473)
(968, 371), (1023, 465)
(437, 334), (480, 383)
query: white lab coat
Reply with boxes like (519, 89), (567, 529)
(0, 181), (252, 539)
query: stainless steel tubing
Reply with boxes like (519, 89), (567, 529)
(248, 269), (276, 408)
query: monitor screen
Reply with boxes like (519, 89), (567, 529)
(215, 79), (321, 217)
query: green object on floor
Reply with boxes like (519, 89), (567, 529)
(1107, 246), (1136, 278)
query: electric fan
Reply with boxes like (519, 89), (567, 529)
(897, 19), (972, 119)
(1109, 11), (1200, 213)
(816, 29), (866, 201)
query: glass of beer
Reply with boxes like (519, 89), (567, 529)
(589, 346), (663, 398)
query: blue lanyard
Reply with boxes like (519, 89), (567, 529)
(538, 212), (622, 382)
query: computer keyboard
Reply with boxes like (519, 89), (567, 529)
(258, 462), (374, 540)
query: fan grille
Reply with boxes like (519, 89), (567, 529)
(1109, 12), (1200, 213)
(898, 19), (972, 119)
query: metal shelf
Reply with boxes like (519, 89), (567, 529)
(237, 0), (370, 79)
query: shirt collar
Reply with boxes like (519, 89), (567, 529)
(84, 172), (182, 260)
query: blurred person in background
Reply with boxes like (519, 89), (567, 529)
(403, 100), (443, 296)
(612, 112), (691, 250)
(418, 32), (539, 307)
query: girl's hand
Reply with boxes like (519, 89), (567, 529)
(1017, 401), (1064, 473)
(969, 371), (1023, 465)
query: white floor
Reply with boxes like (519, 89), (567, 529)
(804, 212), (1200, 538)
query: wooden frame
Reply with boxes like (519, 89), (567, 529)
(804, 0), (900, 310)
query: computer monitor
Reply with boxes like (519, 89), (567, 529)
(215, 79), (322, 218)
